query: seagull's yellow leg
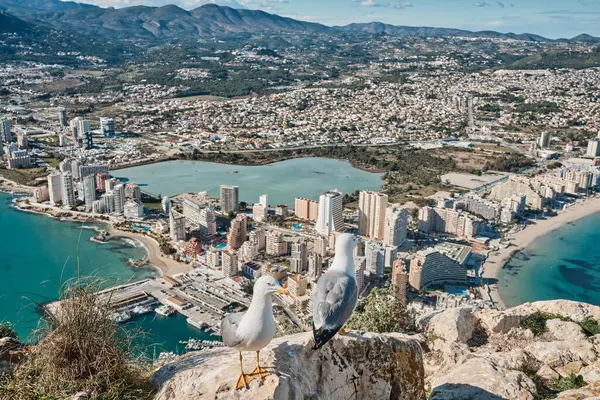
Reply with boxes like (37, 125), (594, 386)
(235, 351), (253, 390)
(250, 350), (270, 379)
(338, 327), (350, 335)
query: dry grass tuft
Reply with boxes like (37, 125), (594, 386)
(0, 279), (154, 400)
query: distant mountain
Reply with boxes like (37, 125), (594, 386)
(339, 22), (551, 42)
(0, 0), (597, 43)
(0, 3), (329, 39)
(0, 11), (31, 34)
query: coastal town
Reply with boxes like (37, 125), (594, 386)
(2, 11), (600, 357)
(3, 96), (600, 350)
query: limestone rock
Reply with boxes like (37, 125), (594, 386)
(429, 358), (537, 400)
(536, 364), (560, 381)
(152, 332), (426, 400)
(481, 349), (541, 372)
(526, 341), (597, 368)
(421, 307), (477, 344)
(546, 319), (587, 342)
(556, 361), (585, 378)
(579, 361), (600, 384)
(530, 300), (600, 323)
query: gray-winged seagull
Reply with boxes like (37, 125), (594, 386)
(221, 275), (290, 389)
(312, 233), (359, 350)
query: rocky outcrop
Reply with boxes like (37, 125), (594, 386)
(152, 300), (600, 400)
(152, 332), (425, 400)
(422, 300), (600, 399)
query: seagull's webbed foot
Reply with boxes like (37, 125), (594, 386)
(250, 350), (270, 379)
(250, 366), (270, 379)
(235, 373), (253, 390)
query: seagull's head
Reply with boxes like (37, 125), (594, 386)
(335, 233), (361, 255)
(254, 276), (289, 297)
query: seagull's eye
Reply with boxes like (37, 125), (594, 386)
(267, 282), (274, 287)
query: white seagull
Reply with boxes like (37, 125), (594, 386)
(220, 276), (290, 390)
(312, 233), (359, 350)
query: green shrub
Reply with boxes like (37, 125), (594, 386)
(520, 314), (548, 336)
(580, 316), (600, 336)
(551, 373), (587, 392)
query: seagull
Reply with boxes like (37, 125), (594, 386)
(312, 233), (359, 350)
(220, 276), (290, 390)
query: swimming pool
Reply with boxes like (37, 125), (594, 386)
(215, 243), (227, 250)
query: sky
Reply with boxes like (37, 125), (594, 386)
(69, 0), (600, 38)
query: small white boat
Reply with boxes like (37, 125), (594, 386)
(155, 305), (176, 316)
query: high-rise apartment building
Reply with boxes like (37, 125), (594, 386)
(101, 192), (115, 214)
(227, 214), (247, 250)
(71, 160), (81, 180)
(266, 231), (288, 256)
(58, 108), (68, 127)
(384, 206), (409, 247)
(17, 132), (28, 150)
(392, 259), (408, 306)
(100, 117), (115, 137)
(95, 172), (108, 193)
(314, 235), (328, 257)
(199, 208), (217, 236)
(222, 251), (239, 278)
(206, 247), (220, 269)
(220, 185), (239, 213)
(315, 189), (344, 236)
(307, 253), (323, 280)
(48, 172), (63, 205)
(61, 172), (76, 208)
(124, 200), (144, 219)
(539, 131), (551, 149)
(83, 175), (96, 211)
(0, 118), (12, 142)
(587, 139), (600, 158)
(252, 203), (267, 222)
(125, 183), (141, 201)
(364, 241), (386, 278)
(290, 240), (308, 274)
(294, 197), (319, 221)
(84, 131), (93, 149)
(169, 209), (186, 242)
(358, 190), (388, 240)
(408, 249), (468, 291)
(249, 228), (266, 251)
(113, 184), (126, 215)
(77, 119), (91, 139)
(418, 207), (481, 239)
(259, 194), (268, 209)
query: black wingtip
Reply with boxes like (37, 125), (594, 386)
(312, 323), (340, 351)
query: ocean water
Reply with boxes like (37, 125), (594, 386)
(115, 157), (383, 206)
(498, 212), (600, 308)
(0, 192), (155, 339)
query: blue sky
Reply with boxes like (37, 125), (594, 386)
(72, 0), (600, 38)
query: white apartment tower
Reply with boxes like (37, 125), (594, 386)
(358, 190), (388, 240)
(220, 185), (239, 213)
(384, 207), (410, 247)
(199, 208), (217, 236)
(586, 139), (600, 158)
(61, 172), (76, 208)
(48, 172), (63, 205)
(259, 194), (268, 209)
(315, 189), (344, 236)
(169, 209), (186, 242)
(100, 117), (115, 137)
(83, 175), (96, 212)
(113, 184), (126, 215)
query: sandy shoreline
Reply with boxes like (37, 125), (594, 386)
(482, 195), (600, 309)
(8, 197), (192, 278)
(107, 227), (192, 276)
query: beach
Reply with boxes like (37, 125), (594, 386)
(107, 227), (192, 276)
(11, 197), (192, 278)
(482, 195), (600, 309)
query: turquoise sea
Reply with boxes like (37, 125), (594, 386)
(115, 157), (384, 206)
(498, 212), (600, 308)
(0, 192), (212, 355)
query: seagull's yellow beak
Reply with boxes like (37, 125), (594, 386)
(277, 288), (290, 296)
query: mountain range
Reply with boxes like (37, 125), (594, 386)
(0, 0), (598, 43)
